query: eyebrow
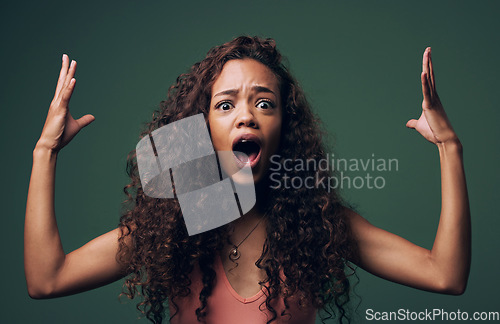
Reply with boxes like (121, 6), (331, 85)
(213, 85), (276, 98)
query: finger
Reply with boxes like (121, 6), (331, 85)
(422, 47), (429, 76)
(428, 48), (436, 91)
(60, 78), (76, 107)
(54, 54), (69, 99)
(76, 114), (96, 129)
(421, 72), (432, 106)
(424, 48), (432, 91)
(61, 60), (77, 94)
(406, 119), (418, 129)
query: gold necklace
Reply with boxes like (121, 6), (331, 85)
(228, 215), (265, 261)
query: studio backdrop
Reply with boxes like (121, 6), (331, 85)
(1, 1), (498, 323)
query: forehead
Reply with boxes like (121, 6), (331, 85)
(211, 59), (280, 94)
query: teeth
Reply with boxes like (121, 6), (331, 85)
(241, 139), (248, 143)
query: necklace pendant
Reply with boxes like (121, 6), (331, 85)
(229, 247), (241, 261)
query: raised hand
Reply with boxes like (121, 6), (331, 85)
(37, 54), (95, 152)
(406, 48), (459, 145)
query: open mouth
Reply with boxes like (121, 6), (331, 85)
(232, 136), (262, 167)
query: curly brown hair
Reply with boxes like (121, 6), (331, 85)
(117, 35), (357, 323)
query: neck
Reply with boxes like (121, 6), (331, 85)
(224, 181), (269, 252)
(229, 204), (265, 237)
(232, 178), (270, 227)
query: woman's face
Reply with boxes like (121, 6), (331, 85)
(208, 59), (282, 184)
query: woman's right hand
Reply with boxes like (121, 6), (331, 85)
(26, 55), (129, 299)
(37, 54), (95, 152)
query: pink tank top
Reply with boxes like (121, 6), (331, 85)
(168, 254), (317, 323)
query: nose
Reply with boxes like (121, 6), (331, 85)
(235, 104), (257, 128)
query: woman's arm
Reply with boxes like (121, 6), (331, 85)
(349, 47), (471, 294)
(25, 55), (129, 298)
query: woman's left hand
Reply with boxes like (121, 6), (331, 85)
(350, 48), (469, 296)
(406, 47), (459, 145)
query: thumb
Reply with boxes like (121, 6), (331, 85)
(406, 119), (417, 129)
(76, 114), (95, 129)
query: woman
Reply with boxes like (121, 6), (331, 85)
(24, 36), (470, 323)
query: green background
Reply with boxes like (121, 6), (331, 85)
(1, 0), (498, 323)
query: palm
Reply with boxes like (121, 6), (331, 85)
(412, 110), (436, 143)
(61, 113), (86, 147)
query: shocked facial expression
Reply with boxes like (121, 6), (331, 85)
(208, 59), (282, 184)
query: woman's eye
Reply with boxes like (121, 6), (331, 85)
(257, 100), (274, 109)
(217, 102), (233, 111)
